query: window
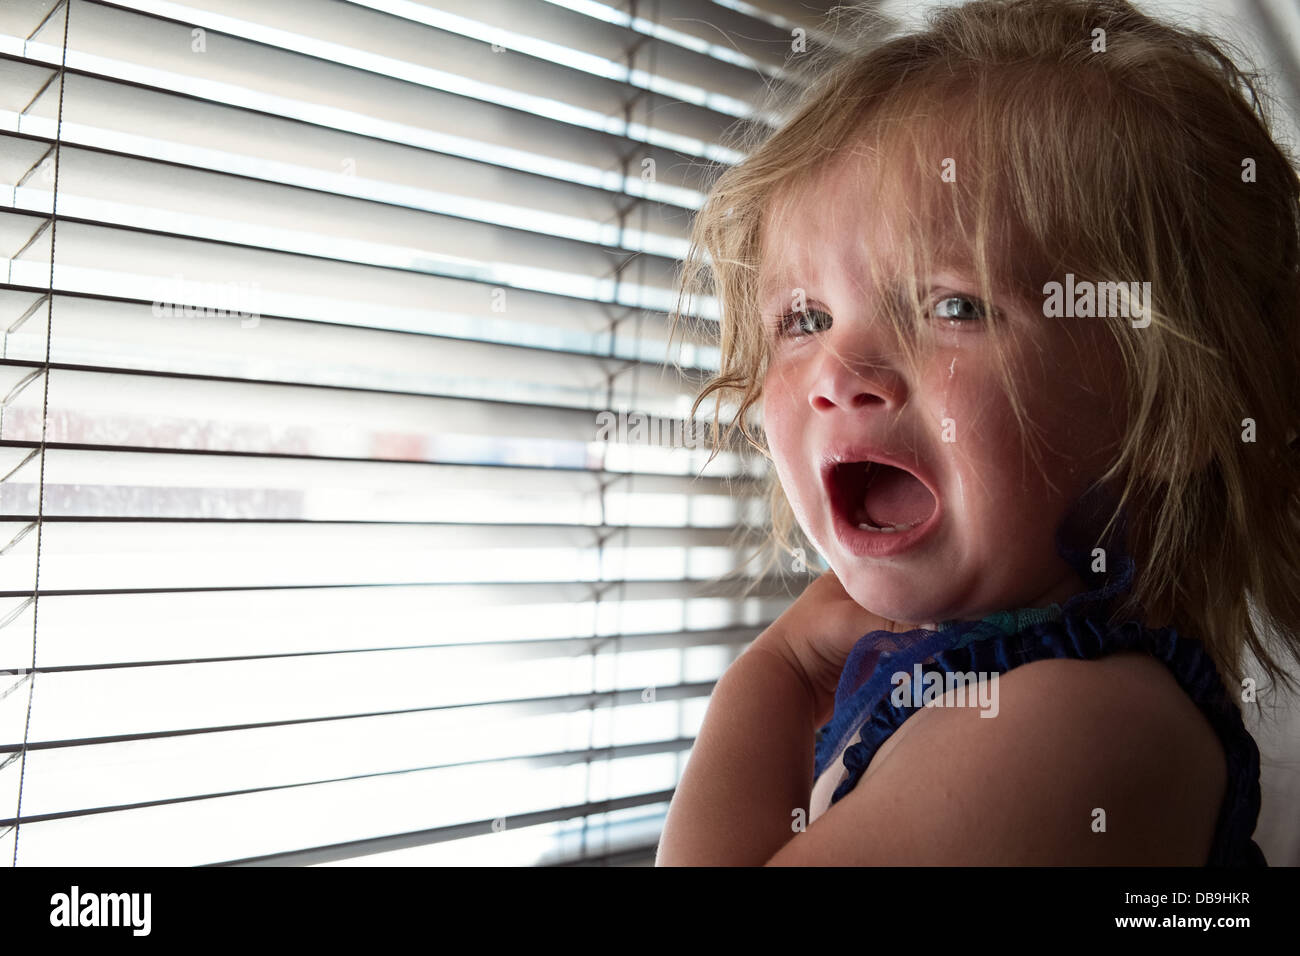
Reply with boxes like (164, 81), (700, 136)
(0, 0), (842, 866)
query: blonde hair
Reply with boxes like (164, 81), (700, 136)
(669, 0), (1300, 705)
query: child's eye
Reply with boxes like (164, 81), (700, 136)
(933, 294), (995, 325)
(775, 307), (833, 338)
(772, 295), (996, 339)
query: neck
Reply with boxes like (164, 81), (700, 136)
(925, 563), (1090, 632)
(1026, 565), (1090, 608)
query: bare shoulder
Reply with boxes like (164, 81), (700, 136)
(765, 651), (1227, 865)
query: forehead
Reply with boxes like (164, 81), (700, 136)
(757, 147), (975, 300)
(756, 139), (1044, 313)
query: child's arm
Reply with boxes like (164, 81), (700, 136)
(656, 570), (896, 866)
(655, 628), (823, 866)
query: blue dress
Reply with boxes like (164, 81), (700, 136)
(811, 540), (1267, 866)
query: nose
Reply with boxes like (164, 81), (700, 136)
(807, 324), (907, 413)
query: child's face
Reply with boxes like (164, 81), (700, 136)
(759, 155), (1125, 625)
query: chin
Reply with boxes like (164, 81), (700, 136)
(834, 566), (945, 630)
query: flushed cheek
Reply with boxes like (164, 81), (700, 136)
(759, 382), (823, 538)
(948, 407), (1087, 593)
(924, 367), (1058, 557)
(759, 377), (801, 480)
(919, 349), (1009, 443)
(934, 353), (1042, 484)
(922, 362), (1021, 487)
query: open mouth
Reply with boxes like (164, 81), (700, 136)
(828, 460), (938, 533)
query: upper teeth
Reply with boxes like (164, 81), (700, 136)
(857, 520), (921, 533)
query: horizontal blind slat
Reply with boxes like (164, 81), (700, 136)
(353, 0), (794, 102)
(259, 804), (671, 867)
(0, 366), (756, 475)
(2, 445), (760, 522)
(0, 441), (759, 492)
(11, 625), (764, 671)
(0, 289), (721, 379)
(0, 287), (715, 411)
(0, 368), (756, 478)
(2, 651), (728, 744)
(216, 789), (679, 867)
(0, 208), (706, 319)
(0, 581), (783, 669)
(9, 734), (697, 825)
(0, 518), (768, 592)
(581, 0), (801, 73)
(8, 753), (687, 865)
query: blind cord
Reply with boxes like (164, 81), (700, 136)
(579, 0), (662, 863)
(12, 0), (70, 868)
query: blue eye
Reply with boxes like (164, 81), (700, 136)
(776, 307), (832, 338)
(934, 295), (992, 323)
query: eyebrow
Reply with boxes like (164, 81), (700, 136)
(761, 257), (1041, 306)
(757, 275), (927, 314)
(756, 265), (797, 306)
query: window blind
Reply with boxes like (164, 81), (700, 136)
(0, 0), (848, 867)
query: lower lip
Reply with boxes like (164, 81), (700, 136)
(829, 500), (942, 557)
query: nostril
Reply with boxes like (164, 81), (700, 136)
(810, 391), (887, 412)
(810, 366), (898, 410)
(849, 391), (888, 409)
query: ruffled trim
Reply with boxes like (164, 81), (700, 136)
(811, 497), (1267, 866)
